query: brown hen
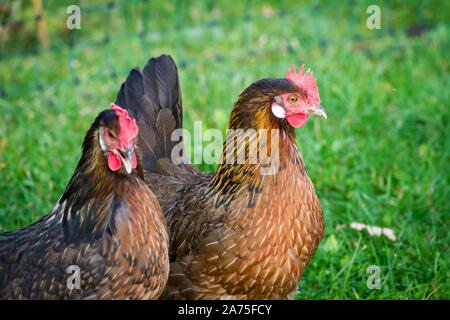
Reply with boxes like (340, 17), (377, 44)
(116, 54), (326, 299)
(0, 104), (169, 299)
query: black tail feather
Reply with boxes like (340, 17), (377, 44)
(115, 54), (183, 172)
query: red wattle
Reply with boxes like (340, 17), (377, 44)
(108, 153), (121, 171)
(287, 113), (309, 128)
(132, 152), (137, 169)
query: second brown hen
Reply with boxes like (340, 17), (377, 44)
(116, 55), (326, 299)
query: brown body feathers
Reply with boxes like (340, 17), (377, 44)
(116, 55), (324, 299)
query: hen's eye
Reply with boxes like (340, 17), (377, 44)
(288, 95), (298, 103)
(107, 130), (115, 139)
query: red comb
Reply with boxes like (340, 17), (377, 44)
(286, 64), (320, 105)
(110, 103), (138, 147)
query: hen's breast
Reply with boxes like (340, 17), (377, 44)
(183, 158), (324, 299)
(108, 180), (169, 300)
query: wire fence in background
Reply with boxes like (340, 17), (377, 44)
(0, 0), (441, 100)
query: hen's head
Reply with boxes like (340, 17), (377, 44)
(95, 103), (139, 175)
(230, 64), (326, 131)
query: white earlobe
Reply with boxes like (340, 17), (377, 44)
(98, 128), (106, 151)
(271, 103), (286, 119)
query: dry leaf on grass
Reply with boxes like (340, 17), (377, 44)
(335, 222), (396, 241)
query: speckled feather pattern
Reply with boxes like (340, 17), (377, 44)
(156, 140), (323, 300)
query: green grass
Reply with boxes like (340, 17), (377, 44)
(0, 0), (448, 299)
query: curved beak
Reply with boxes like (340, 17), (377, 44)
(115, 146), (134, 174)
(123, 147), (134, 174)
(304, 104), (327, 119)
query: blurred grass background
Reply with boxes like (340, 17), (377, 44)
(0, 0), (448, 299)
